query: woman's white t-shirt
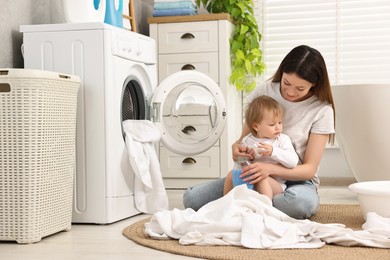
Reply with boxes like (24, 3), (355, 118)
(246, 81), (335, 186)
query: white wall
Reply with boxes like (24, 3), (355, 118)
(319, 148), (354, 180)
(0, 0), (50, 68)
(0, 0), (153, 68)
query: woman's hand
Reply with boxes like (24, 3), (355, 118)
(232, 142), (253, 162)
(240, 161), (272, 184)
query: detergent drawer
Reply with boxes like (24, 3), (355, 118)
(159, 146), (220, 179)
(158, 52), (219, 83)
(156, 20), (218, 54)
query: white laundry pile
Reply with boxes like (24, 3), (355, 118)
(123, 120), (169, 214)
(145, 185), (390, 249)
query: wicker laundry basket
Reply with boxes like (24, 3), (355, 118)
(0, 69), (79, 243)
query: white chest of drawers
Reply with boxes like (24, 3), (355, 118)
(149, 14), (242, 189)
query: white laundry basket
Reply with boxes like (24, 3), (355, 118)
(0, 69), (79, 243)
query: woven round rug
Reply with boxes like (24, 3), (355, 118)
(123, 205), (390, 260)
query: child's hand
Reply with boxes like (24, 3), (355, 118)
(258, 143), (273, 157)
(251, 143), (273, 158)
(248, 144), (261, 159)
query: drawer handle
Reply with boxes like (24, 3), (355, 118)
(182, 157), (197, 164)
(182, 125), (196, 134)
(0, 83), (11, 93)
(181, 64), (196, 70)
(181, 33), (195, 39)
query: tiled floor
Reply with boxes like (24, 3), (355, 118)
(0, 186), (359, 260)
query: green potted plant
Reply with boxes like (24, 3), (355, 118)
(196, 0), (266, 92)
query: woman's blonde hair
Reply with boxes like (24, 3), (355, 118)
(245, 95), (283, 136)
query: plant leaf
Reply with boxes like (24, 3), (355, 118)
(235, 49), (245, 60)
(231, 7), (241, 17)
(240, 25), (249, 35)
(237, 2), (245, 13)
(251, 48), (262, 57)
(245, 59), (252, 73)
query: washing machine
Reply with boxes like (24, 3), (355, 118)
(20, 22), (226, 224)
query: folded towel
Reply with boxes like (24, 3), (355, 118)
(153, 8), (197, 17)
(154, 2), (196, 10)
(154, 0), (196, 3)
(145, 185), (390, 249)
(123, 120), (169, 214)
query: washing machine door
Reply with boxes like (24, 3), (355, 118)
(151, 70), (226, 155)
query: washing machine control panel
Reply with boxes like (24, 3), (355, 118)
(111, 30), (156, 65)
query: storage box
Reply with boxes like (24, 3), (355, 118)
(0, 69), (79, 243)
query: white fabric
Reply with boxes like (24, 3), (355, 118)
(246, 81), (335, 186)
(145, 185), (390, 249)
(123, 120), (169, 214)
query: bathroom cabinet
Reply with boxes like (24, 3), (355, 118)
(149, 14), (243, 189)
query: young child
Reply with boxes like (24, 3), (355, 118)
(223, 95), (299, 201)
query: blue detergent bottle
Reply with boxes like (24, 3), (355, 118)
(232, 157), (253, 189)
(104, 0), (123, 28)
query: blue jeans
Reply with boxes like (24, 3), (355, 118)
(182, 178), (319, 219)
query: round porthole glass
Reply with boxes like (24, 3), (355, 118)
(151, 70), (226, 155)
(162, 82), (218, 144)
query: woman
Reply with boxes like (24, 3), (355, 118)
(183, 45), (336, 219)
